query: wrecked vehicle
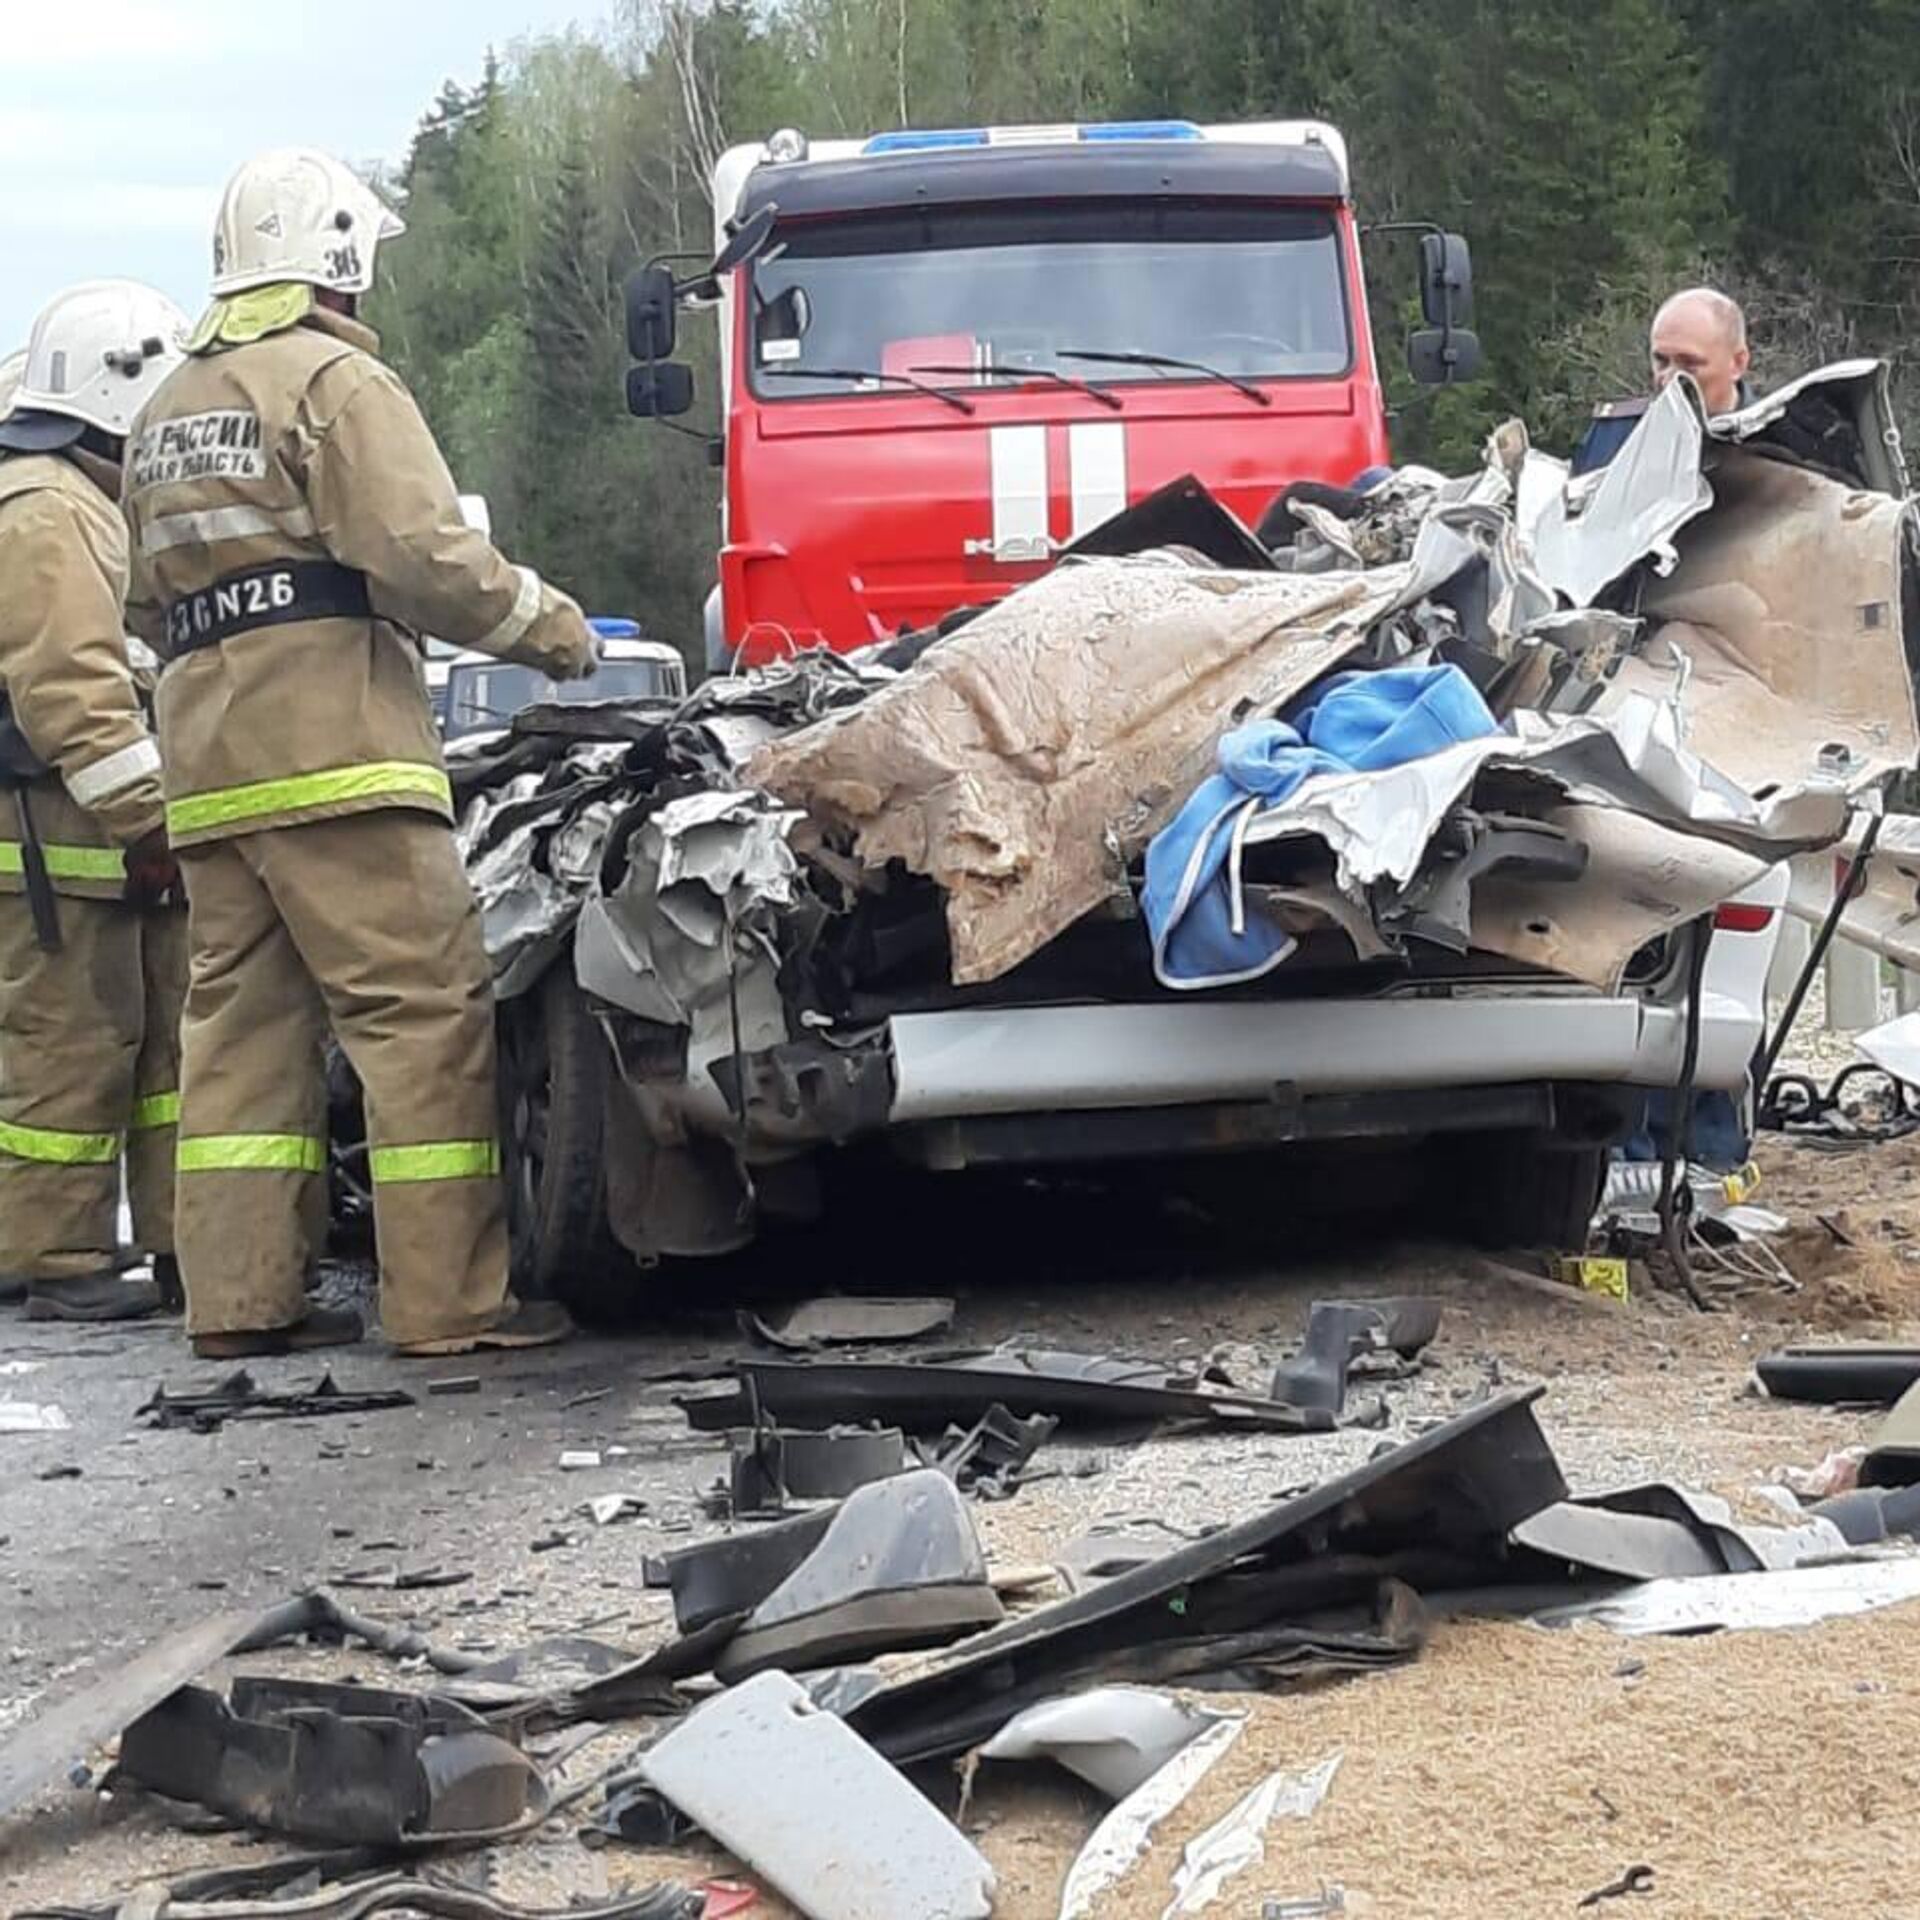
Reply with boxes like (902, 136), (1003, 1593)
(461, 363), (1915, 1302)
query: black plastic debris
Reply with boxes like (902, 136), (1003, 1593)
(714, 1469), (1004, 1682)
(679, 1350), (1331, 1435)
(846, 1388), (1563, 1763)
(656, 1504), (840, 1637)
(728, 1423), (909, 1513)
(139, 1367), (415, 1432)
(117, 1678), (544, 1844)
(922, 1403), (1057, 1497)
(1756, 1345), (1920, 1406)
(1270, 1298), (1444, 1417)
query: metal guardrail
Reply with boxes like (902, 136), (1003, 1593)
(1777, 820), (1920, 1032)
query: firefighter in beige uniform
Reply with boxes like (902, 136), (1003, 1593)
(0, 283), (189, 1321)
(124, 149), (598, 1360)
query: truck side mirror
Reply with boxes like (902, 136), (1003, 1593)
(1409, 230), (1480, 384)
(626, 362), (695, 419)
(625, 266), (678, 362)
(1408, 326), (1483, 385)
(1419, 231), (1474, 329)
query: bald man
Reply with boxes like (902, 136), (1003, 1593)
(1650, 287), (1751, 418)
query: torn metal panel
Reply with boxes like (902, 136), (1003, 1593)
(1162, 1753), (1343, 1918)
(1531, 1555), (1920, 1634)
(1470, 802), (1772, 988)
(1715, 356), (1909, 496)
(1607, 447), (1919, 802)
(1531, 378), (1713, 607)
(1057, 1713), (1246, 1920)
(639, 1670), (998, 1920)
(575, 789), (802, 1029)
(749, 554), (1415, 986)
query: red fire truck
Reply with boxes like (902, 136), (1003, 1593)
(625, 119), (1480, 672)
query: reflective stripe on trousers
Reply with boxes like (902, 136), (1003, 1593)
(131, 1090), (181, 1130)
(0, 1117), (120, 1164)
(177, 1133), (327, 1174)
(0, 842), (124, 883)
(369, 1140), (502, 1183)
(167, 761), (452, 838)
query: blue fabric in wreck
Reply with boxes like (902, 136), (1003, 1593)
(1143, 664), (1501, 988)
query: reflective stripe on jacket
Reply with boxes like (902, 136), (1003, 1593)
(0, 451), (166, 898)
(122, 307), (592, 848)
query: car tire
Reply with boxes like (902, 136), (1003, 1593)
(498, 966), (633, 1314)
(1455, 1132), (1609, 1253)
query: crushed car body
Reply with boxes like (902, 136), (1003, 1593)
(450, 364), (1918, 1269)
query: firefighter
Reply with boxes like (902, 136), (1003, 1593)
(123, 148), (599, 1361)
(0, 282), (189, 1322)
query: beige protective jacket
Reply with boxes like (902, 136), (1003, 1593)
(122, 308), (593, 849)
(0, 449), (166, 898)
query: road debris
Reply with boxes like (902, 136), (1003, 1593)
(849, 1391), (1553, 1765)
(1578, 1863), (1657, 1907)
(1755, 1345), (1920, 1405)
(712, 1468), (1004, 1681)
(117, 1678), (545, 1844)
(727, 1421), (910, 1512)
(1162, 1753), (1344, 1917)
(1530, 1557), (1920, 1634)
(0, 1401), (67, 1433)
(138, 1369), (415, 1432)
(639, 1670), (997, 1920)
(742, 1295), (956, 1349)
(16, 1874), (705, 1920)
(679, 1350), (1334, 1434)
(1056, 1712), (1247, 1920)
(923, 1402), (1057, 1497)
(978, 1687), (1238, 1799)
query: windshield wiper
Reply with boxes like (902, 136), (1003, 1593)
(762, 365), (975, 415)
(1058, 348), (1271, 407)
(909, 361), (1123, 412)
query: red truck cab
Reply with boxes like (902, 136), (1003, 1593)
(626, 120), (1478, 670)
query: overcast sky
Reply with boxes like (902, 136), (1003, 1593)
(0, 1), (610, 349)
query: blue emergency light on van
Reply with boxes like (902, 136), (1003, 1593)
(588, 618), (642, 638)
(862, 120), (1202, 156)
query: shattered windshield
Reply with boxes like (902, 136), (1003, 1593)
(748, 201), (1351, 398)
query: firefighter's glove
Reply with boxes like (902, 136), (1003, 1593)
(520, 591), (599, 682)
(123, 827), (180, 908)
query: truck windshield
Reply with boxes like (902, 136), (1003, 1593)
(748, 200), (1350, 399)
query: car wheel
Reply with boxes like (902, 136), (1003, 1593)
(1454, 1132), (1609, 1253)
(497, 966), (633, 1313)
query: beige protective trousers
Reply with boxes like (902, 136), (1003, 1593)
(175, 811), (511, 1344)
(0, 895), (185, 1278)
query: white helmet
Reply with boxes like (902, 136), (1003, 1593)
(211, 147), (405, 297)
(0, 349), (24, 420)
(6, 281), (188, 444)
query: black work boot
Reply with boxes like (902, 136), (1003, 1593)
(191, 1305), (365, 1360)
(25, 1270), (163, 1322)
(0, 1273), (25, 1306)
(392, 1297), (574, 1358)
(153, 1254), (186, 1315)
